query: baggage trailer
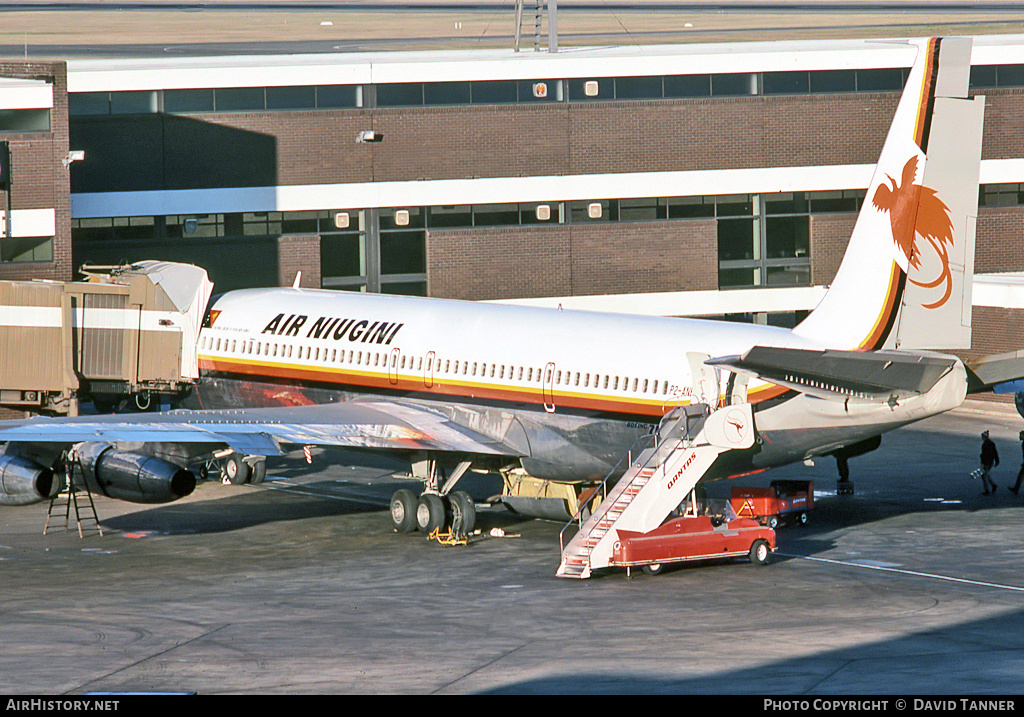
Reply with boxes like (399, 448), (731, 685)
(730, 479), (814, 529)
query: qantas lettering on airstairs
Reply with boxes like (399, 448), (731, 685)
(557, 397), (756, 579)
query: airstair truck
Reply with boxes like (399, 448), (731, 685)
(0, 261), (213, 416)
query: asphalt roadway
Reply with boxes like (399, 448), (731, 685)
(2, 399), (1024, 696)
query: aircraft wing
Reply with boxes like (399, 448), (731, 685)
(0, 398), (514, 458)
(707, 346), (959, 402)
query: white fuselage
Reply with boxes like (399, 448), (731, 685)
(192, 287), (966, 482)
(198, 287), (817, 419)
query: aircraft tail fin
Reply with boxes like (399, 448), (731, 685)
(793, 37), (984, 351)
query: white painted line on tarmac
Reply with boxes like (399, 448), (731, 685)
(255, 481), (386, 506)
(780, 553), (1024, 593)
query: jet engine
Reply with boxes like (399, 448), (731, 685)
(76, 442), (196, 504)
(0, 454), (62, 506)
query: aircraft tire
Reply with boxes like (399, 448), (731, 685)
(749, 539), (770, 566)
(642, 563), (664, 576)
(250, 459), (267, 485)
(223, 454), (250, 485)
(416, 494), (446, 534)
(449, 490), (476, 537)
(766, 515), (779, 529)
(797, 511), (808, 526)
(391, 489), (418, 533)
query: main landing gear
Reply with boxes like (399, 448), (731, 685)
(389, 456), (477, 537)
(197, 452), (266, 485)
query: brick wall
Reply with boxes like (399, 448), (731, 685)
(0, 60), (70, 282)
(976, 205), (1024, 275)
(427, 218), (717, 301)
(569, 93), (899, 175)
(976, 89), (1024, 162)
(276, 234), (321, 289)
(808, 213), (858, 286)
(70, 92), (910, 191)
(427, 224), (572, 300)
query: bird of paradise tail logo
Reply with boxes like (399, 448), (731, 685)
(871, 155), (955, 309)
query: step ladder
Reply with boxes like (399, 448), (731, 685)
(557, 401), (755, 579)
(44, 453), (103, 538)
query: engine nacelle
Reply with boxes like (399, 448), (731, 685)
(0, 454), (62, 506)
(76, 442), (196, 504)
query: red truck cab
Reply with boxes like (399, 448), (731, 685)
(611, 511), (775, 576)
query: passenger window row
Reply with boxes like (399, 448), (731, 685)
(200, 333), (673, 396)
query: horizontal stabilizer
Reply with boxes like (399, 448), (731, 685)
(707, 346), (958, 401)
(965, 350), (1024, 394)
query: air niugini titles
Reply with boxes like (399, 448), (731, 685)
(261, 313), (405, 345)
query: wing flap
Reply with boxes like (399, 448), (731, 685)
(708, 346), (958, 401)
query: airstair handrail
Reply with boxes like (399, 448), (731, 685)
(557, 404), (705, 555)
(557, 431), (655, 555)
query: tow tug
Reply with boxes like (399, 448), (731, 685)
(610, 490), (776, 577)
(730, 480), (814, 529)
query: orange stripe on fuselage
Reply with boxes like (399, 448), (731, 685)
(199, 355), (680, 419)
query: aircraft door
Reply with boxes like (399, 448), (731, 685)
(687, 352), (719, 408)
(543, 362), (556, 413)
(389, 347), (401, 386)
(424, 351), (435, 388)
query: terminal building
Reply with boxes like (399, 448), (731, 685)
(0, 35), (1023, 366)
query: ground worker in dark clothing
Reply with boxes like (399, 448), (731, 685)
(981, 430), (1000, 495)
(1011, 430), (1024, 495)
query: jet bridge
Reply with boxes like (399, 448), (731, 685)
(0, 261), (213, 416)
